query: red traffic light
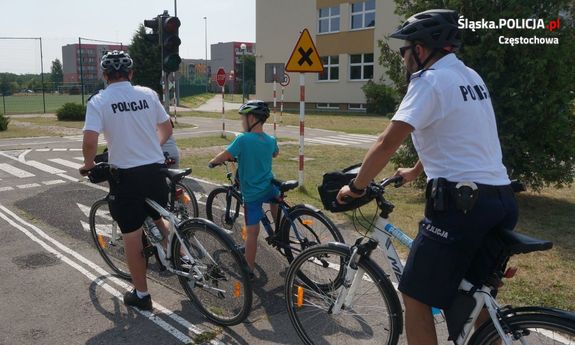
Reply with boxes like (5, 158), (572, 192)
(163, 16), (181, 34)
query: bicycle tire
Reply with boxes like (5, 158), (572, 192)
(285, 242), (403, 345)
(206, 186), (244, 245)
(281, 206), (344, 262)
(172, 218), (252, 326)
(89, 198), (131, 280)
(468, 311), (575, 345)
(173, 181), (199, 219)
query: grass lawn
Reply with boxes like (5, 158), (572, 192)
(179, 93), (215, 109)
(0, 121), (55, 139)
(179, 138), (575, 311)
(2, 94), (85, 114)
(11, 116), (85, 129)
(178, 110), (389, 135)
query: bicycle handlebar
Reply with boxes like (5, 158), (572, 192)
(378, 175), (404, 189)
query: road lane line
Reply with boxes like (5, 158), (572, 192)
(17, 183), (41, 189)
(0, 205), (223, 344)
(0, 163), (35, 178)
(0, 208), (193, 344)
(53, 148), (68, 152)
(0, 186), (14, 192)
(49, 158), (83, 169)
(305, 138), (348, 146)
(43, 179), (66, 186)
(36, 148), (51, 152)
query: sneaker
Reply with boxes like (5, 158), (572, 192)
(123, 289), (153, 311)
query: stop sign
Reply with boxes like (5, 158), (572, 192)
(216, 68), (226, 87)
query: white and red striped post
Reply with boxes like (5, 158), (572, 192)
(273, 66), (277, 137)
(280, 84), (284, 124)
(298, 73), (305, 186)
(221, 85), (225, 137)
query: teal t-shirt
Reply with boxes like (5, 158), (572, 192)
(226, 132), (279, 202)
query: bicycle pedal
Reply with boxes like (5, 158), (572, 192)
(142, 246), (157, 258)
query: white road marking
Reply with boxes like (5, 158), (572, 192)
(17, 183), (41, 189)
(0, 186), (14, 192)
(18, 149), (32, 162)
(43, 179), (66, 186)
(49, 158), (83, 169)
(36, 148), (51, 152)
(73, 157), (83, 161)
(0, 205), (223, 345)
(323, 136), (366, 144)
(0, 163), (35, 178)
(25, 161), (66, 174)
(331, 135), (376, 143)
(345, 133), (379, 139)
(305, 138), (348, 146)
(57, 173), (81, 182)
(53, 148), (68, 152)
(69, 148), (82, 151)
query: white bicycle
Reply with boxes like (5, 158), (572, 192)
(285, 174), (575, 345)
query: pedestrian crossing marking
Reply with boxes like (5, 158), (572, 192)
(48, 158), (83, 170)
(304, 134), (378, 146)
(43, 180), (66, 185)
(0, 163), (35, 178)
(25, 161), (66, 174)
(17, 183), (41, 189)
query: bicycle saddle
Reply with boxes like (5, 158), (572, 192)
(163, 168), (192, 183)
(272, 179), (299, 193)
(499, 229), (553, 255)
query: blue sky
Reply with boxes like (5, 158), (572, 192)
(0, 0), (255, 74)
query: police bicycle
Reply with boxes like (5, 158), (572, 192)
(84, 154), (252, 325)
(284, 167), (575, 345)
(205, 161), (344, 283)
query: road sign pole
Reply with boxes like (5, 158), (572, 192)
(280, 85), (284, 124)
(221, 85), (226, 137)
(299, 73), (305, 187)
(273, 67), (277, 137)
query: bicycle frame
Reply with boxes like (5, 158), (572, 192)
(333, 215), (513, 345)
(144, 198), (225, 294)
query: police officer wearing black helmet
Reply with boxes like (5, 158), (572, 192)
(337, 10), (517, 345)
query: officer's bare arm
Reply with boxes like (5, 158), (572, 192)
(82, 130), (99, 168)
(353, 120), (414, 189)
(157, 119), (173, 145)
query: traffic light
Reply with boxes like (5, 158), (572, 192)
(162, 16), (181, 73)
(143, 17), (159, 43)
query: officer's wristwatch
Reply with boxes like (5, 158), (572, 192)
(348, 178), (366, 194)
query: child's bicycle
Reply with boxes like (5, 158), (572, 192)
(285, 172), (575, 344)
(84, 156), (252, 326)
(206, 161), (344, 282)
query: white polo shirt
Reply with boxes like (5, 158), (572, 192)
(83, 81), (170, 169)
(392, 54), (510, 185)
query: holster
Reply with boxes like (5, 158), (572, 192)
(427, 179), (480, 213)
(451, 181), (479, 214)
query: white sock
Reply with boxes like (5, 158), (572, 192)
(136, 290), (150, 299)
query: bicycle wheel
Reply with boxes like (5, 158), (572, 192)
(206, 186), (244, 245)
(469, 312), (575, 345)
(172, 181), (199, 220)
(172, 219), (252, 326)
(281, 206), (344, 262)
(89, 198), (131, 280)
(285, 243), (402, 345)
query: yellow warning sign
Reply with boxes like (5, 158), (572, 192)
(285, 29), (324, 73)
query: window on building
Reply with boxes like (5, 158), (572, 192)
(319, 6), (340, 33)
(348, 103), (367, 112)
(349, 53), (374, 80)
(351, 0), (375, 30)
(316, 103), (340, 110)
(318, 56), (339, 81)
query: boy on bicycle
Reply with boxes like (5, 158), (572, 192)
(209, 101), (279, 278)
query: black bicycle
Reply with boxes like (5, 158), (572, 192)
(205, 161), (344, 274)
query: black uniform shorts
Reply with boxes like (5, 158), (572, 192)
(107, 163), (168, 234)
(398, 182), (518, 309)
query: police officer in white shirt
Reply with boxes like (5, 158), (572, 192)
(337, 10), (518, 345)
(80, 51), (173, 311)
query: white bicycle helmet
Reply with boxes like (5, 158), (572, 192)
(101, 50), (133, 72)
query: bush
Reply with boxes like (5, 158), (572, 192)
(361, 81), (399, 117)
(0, 113), (9, 131)
(56, 103), (86, 121)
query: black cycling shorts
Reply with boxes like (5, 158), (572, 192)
(107, 163), (168, 234)
(398, 183), (518, 309)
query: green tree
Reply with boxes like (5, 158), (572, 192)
(382, 1), (575, 190)
(50, 59), (64, 89)
(237, 55), (256, 95)
(129, 25), (162, 98)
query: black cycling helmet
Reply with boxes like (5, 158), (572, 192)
(390, 9), (461, 50)
(101, 50), (133, 72)
(238, 100), (270, 132)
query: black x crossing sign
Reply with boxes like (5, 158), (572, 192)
(285, 29), (324, 73)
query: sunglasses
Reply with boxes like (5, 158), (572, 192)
(399, 45), (415, 58)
